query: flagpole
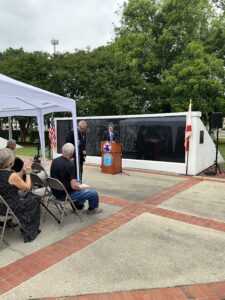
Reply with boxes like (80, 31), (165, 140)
(49, 113), (56, 160)
(186, 144), (190, 175)
(49, 113), (53, 159)
(185, 99), (192, 176)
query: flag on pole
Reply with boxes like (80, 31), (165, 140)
(49, 117), (56, 150)
(184, 99), (192, 152)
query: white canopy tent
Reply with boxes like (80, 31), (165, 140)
(0, 74), (80, 178)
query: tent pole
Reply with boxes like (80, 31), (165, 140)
(71, 108), (80, 181)
(37, 113), (46, 169)
(8, 117), (12, 139)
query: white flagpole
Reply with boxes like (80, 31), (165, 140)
(185, 99), (192, 175)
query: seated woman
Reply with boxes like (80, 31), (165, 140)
(0, 148), (41, 243)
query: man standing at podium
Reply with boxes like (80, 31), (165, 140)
(101, 124), (122, 174)
(66, 120), (87, 181)
(102, 123), (118, 143)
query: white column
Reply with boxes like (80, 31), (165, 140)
(37, 112), (46, 169)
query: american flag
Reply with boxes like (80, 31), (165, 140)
(49, 117), (56, 150)
(184, 99), (192, 152)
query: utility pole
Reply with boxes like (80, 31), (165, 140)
(51, 38), (59, 54)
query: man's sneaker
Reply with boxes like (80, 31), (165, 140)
(86, 207), (103, 215)
(74, 203), (85, 210)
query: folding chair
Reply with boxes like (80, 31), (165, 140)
(30, 173), (61, 224)
(30, 172), (48, 196)
(45, 177), (83, 226)
(0, 196), (21, 248)
(31, 162), (48, 180)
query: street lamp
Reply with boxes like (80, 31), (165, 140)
(51, 38), (59, 54)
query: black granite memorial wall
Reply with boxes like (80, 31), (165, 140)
(56, 116), (186, 163)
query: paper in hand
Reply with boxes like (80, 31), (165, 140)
(79, 183), (90, 189)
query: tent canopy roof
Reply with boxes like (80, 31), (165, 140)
(0, 74), (79, 176)
(0, 74), (75, 117)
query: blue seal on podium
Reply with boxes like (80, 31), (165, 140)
(103, 153), (113, 167)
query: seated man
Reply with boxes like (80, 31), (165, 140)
(50, 143), (103, 214)
(6, 139), (17, 150)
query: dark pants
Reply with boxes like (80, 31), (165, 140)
(79, 162), (83, 181)
(73, 157), (84, 181)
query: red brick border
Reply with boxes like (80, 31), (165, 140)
(143, 177), (201, 205)
(38, 282), (225, 299)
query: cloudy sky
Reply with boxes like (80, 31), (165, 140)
(0, 0), (125, 54)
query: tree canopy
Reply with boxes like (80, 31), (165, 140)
(0, 0), (224, 123)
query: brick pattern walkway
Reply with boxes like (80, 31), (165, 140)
(41, 282), (225, 299)
(1, 175), (225, 299)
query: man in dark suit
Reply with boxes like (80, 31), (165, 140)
(66, 120), (87, 181)
(102, 123), (118, 143)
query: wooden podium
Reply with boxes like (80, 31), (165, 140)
(101, 141), (122, 174)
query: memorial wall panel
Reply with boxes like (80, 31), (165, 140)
(56, 116), (185, 163)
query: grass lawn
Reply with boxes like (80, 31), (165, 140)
(218, 138), (225, 169)
(16, 144), (37, 157)
(16, 143), (51, 159)
(219, 138), (225, 155)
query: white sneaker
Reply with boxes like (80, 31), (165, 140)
(86, 207), (103, 215)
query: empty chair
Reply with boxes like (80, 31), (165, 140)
(45, 177), (83, 226)
(0, 196), (21, 248)
(31, 162), (48, 180)
(30, 173), (50, 198)
(30, 173), (61, 224)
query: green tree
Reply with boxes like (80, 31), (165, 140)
(114, 0), (225, 115)
(0, 0), (224, 121)
(0, 48), (52, 141)
(161, 41), (225, 119)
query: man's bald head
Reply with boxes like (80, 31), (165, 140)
(78, 120), (87, 133)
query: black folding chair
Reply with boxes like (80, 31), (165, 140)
(30, 172), (49, 194)
(0, 196), (22, 248)
(31, 162), (48, 179)
(45, 177), (83, 226)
